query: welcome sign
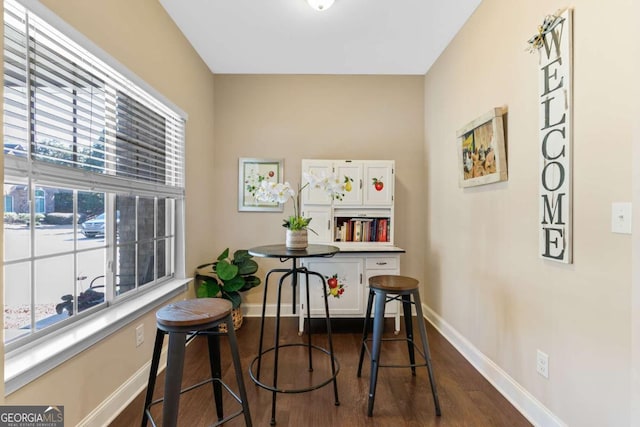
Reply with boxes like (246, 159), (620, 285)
(537, 9), (572, 263)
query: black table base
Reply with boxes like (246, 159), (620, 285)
(250, 257), (340, 425)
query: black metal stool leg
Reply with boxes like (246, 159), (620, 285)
(412, 290), (441, 416)
(163, 331), (187, 427)
(367, 290), (387, 417)
(207, 332), (224, 421)
(401, 294), (417, 375)
(357, 289), (375, 377)
(226, 315), (253, 427)
(141, 329), (164, 427)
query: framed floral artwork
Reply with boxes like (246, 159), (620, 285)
(238, 158), (284, 212)
(456, 107), (508, 188)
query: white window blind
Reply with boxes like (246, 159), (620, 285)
(3, 0), (186, 197)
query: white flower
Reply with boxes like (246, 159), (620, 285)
(302, 171), (321, 188)
(253, 180), (295, 204)
(325, 175), (346, 199)
(302, 170), (346, 200)
(273, 182), (296, 203)
(247, 170), (347, 229)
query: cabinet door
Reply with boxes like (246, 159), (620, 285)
(365, 270), (398, 315)
(364, 255), (400, 316)
(334, 161), (363, 206)
(364, 161), (394, 206)
(301, 159), (333, 205)
(300, 257), (364, 317)
(302, 206), (332, 243)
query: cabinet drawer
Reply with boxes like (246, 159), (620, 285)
(365, 257), (398, 270)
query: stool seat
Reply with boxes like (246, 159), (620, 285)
(156, 298), (231, 328)
(369, 275), (418, 292)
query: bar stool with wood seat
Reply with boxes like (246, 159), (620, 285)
(141, 298), (252, 427)
(357, 275), (441, 417)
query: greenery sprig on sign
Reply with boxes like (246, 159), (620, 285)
(526, 9), (566, 53)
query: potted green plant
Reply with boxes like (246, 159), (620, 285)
(195, 248), (261, 330)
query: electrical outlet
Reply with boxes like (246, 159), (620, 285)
(536, 349), (549, 378)
(135, 324), (144, 347)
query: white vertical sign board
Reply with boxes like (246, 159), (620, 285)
(539, 9), (572, 263)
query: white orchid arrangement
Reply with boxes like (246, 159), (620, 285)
(250, 170), (347, 231)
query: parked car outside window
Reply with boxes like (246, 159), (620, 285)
(81, 211), (119, 238)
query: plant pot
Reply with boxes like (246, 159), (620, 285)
(218, 306), (243, 332)
(285, 229), (308, 250)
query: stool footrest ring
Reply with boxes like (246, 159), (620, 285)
(249, 343), (340, 394)
(144, 377), (245, 427)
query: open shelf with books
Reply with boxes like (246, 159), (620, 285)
(334, 216), (391, 243)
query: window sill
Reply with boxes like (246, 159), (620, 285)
(4, 278), (191, 395)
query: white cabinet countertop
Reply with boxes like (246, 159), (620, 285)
(332, 243), (405, 253)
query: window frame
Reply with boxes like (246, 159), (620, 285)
(3, 0), (189, 393)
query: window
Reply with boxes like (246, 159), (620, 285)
(3, 0), (186, 349)
(4, 194), (13, 212)
(34, 189), (45, 213)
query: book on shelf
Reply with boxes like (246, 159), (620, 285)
(353, 219), (362, 242)
(334, 217), (390, 242)
(378, 218), (388, 242)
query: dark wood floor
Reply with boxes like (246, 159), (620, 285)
(112, 317), (531, 427)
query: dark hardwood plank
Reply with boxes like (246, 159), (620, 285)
(111, 317), (531, 427)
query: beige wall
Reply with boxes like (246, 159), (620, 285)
(212, 75), (426, 307)
(633, 0), (640, 423)
(424, 0), (633, 425)
(630, 1), (640, 418)
(0, 0), (214, 424)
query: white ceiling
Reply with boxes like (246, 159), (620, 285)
(158, 0), (482, 75)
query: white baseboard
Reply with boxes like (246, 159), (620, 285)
(243, 303), (298, 318)
(421, 303), (566, 427)
(77, 346), (169, 427)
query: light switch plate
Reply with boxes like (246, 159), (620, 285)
(611, 202), (632, 234)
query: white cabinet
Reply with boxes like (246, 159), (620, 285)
(299, 252), (403, 334)
(302, 159), (395, 245)
(363, 161), (394, 206)
(299, 257), (364, 318)
(304, 206), (332, 243)
(334, 161), (363, 206)
(301, 159), (333, 205)
(308, 160), (394, 208)
(364, 256), (399, 318)
(302, 160), (394, 208)
(299, 159), (403, 334)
